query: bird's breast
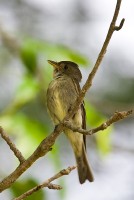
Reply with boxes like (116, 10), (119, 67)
(47, 76), (76, 123)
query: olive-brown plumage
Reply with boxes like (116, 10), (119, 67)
(47, 60), (94, 183)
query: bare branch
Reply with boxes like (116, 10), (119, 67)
(63, 110), (133, 136)
(0, 26), (20, 54)
(66, 0), (124, 120)
(0, 125), (63, 192)
(47, 183), (62, 190)
(0, 127), (25, 164)
(12, 166), (76, 200)
(114, 18), (125, 31)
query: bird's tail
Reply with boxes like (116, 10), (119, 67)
(65, 129), (94, 184)
(75, 145), (94, 184)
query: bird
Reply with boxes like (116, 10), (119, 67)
(47, 60), (94, 184)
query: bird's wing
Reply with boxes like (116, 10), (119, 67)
(71, 78), (87, 149)
(81, 102), (86, 149)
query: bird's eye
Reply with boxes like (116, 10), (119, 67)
(64, 64), (68, 70)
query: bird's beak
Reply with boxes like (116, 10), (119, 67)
(47, 60), (59, 69)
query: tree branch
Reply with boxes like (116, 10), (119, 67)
(63, 110), (133, 135)
(0, 127), (25, 164)
(0, 26), (20, 54)
(0, 125), (63, 192)
(12, 166), (76, 200)
(66, 0), (124, 120)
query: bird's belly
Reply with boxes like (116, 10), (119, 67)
(53, 90), (67, 122)
(47, 83), (69, 124)
(47, 77), (81, 125)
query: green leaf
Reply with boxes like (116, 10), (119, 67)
(15, 75), (40, 105)
(19, 38), (90, 90)
(3, 75), (40, 115)
(0, 113), (48, 156)
(85, 101), (104, 127)
(49, 143), (62, 170)
(49, 45), (90, 66)
(11, 178), (45, 200)
(20, 38), (90, 69)
(20, 39), (38, 73)
(96, 127), (112, 155)
(85, 101), (112, 155)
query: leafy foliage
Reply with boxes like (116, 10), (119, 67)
(20, 38), (90, 74)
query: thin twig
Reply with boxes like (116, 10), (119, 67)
(63, 110), (133, 135)
(66, 0), (124, 120)
(0, 127), (25, 164)
(115, 18), (125, 31)
(12, 166), (76, 200)
(0, 26), (20, 54)
(47, 183), (62, 190)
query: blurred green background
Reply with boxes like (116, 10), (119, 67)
(0, 0), (134, 200)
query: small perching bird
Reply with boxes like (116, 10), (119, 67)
(47, 60), (94, 184)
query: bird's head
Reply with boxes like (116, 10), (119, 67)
(48, 60), (82, 82)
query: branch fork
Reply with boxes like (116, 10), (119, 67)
(114, 18), (125, 31)
(63, 110), (133, 136)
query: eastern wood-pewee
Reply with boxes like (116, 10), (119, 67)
(47, 60), (94, 184)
